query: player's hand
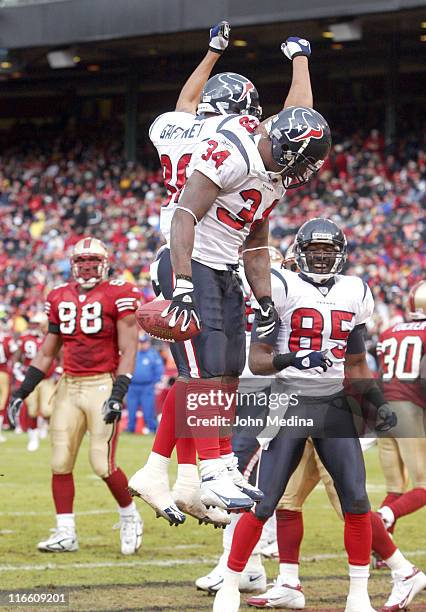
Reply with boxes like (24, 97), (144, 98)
(7, 396), (23, 428)
(102, 398), (123, 424)
(255, 297), (279, 338)
(162, 278), (201, 332)
(375, 403), (397, 432)
(209, 20), (230, 54)
(292, 350), (328, 372)
(281, 37), (311, 60)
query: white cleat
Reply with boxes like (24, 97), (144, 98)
(0, 431), (6, 443)
(225, 455), (264, 502)
(200, 469), (254, 512)
(345, 595), (376, 612)
(128, 466), (186, 526)
(382, 567), (426, 611)
(172, 481), (231, 529)
(260, 540), (279, 559)
(37, 527), (78, 552)
(196, 554), (266, 593)
(213, 584), (240, 612)
(247, 576), (305, 609)
(27, 429), (40, 452)
(118, 512), (143, 555)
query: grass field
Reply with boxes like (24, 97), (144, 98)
(0, 431), (425, 612)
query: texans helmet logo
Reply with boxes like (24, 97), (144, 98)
(285, 107), (324, 142)
(217, 73), (254, 102)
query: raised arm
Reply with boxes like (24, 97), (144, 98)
(175, 21), (230, 114)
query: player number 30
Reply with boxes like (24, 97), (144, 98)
(58, 301), (102, 335)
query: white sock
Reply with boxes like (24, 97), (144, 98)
(0, 415), (4, 428)
(220, 452), (235, 468)
(200, 458), (224, 479)
(385, 549), (413, 575)
(245, 553), (264, 573)
(222, 568), (241, 589)
(223, 512), (241, 552)
(56, 513), (75, 531)
(146, 451), (170, 474)
(379, 505), (395, 528)
(176, 463), (199, 484)
(348, 564), (370, 599)
(28, 428), (39, 441)
(280, 562), (300, 587)
(261, 514), (277, 544)
(118, 501), (137, 519)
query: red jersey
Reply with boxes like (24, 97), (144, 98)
(45, 280), (140, 376)
(18, 332), (56, 378)
(377, 320), (426, 409)
(0, 334), (18, 373)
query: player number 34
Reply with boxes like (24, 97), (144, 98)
(58, 301), (102, 335)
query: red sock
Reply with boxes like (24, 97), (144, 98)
(176, 438), (197, 464)
(219, 380), (238, 456)
(228, 512), (265, 572)
(103, 467), (133, 508)
(276, 509), (304, 564)
(27, 416), (38, 430)
(152, 384), (177, 458)
(179, 379), (221, 460)
(381, 493), (402, 533)
(387, 488), (426, 520)
(52, 473), (75, 514)
(370, 512), (397, 560)
(344, 512), (372, 566)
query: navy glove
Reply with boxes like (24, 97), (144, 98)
(7, 396), (23, 429)
(281, 37), (311, 60)
(162, 278), (201, 332)
(375, 403), (397, 432)
(255, 297), (279, 339)
(209, 21), (230, 54)
(102, 398), (123, 424)
(292, 350), (328, 372)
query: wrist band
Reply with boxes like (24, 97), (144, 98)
(110, 374), (132, 402)
(272, 352), (296, 372)
(16, 366), (45, 400)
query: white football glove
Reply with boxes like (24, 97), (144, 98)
(281, 37), (311, 60)
(209, 21), (231, 54)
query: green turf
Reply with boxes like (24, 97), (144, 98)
(0, 432), (425, 611)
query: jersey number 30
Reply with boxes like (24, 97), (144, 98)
(58, 301), (102, 335)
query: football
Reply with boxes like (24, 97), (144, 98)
(136, 299), (201, 343)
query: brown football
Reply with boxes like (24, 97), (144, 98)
(135, 300), (201, 343)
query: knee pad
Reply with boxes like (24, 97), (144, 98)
(341, 494), (370, 515)
(51, 446), (74, 474)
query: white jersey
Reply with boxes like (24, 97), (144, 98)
(271, 269), (374, 396)
(177, 114), (285, 270)
(149, 111), (206, 241)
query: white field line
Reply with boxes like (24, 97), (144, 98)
(0, 509), (116, 517)
(0, 550), (426, 572)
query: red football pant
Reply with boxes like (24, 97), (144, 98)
(344, 512), (372, 566)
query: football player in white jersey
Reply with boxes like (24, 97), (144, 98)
(130, 35), (322, 519)
(213, 219), (397, 612)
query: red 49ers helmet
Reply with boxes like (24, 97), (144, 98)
(71, 237), (109, 289)
(407, 280), (426, 321)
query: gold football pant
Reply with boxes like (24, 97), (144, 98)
(26, 378), (56, 419)
(0, 371), (10, 414)
(378, 400), (426, 492)
(50, 373), (119, 478)
(277, 438), (343, 520)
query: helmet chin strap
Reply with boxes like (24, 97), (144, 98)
(76, 277), (98, 289)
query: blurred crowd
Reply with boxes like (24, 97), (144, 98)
(0, 124), (424, 358)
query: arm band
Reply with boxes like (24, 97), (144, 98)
(364, 384), (386, 409)
(48, 322), (60, 334)
(346, 324), (366, 354)
(272, 352), (296, 372)
(110, 374), (132, 402)
(15, 366), (45, 400)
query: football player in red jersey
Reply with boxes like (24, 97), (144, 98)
(8, 237), (143, 555)
(375, 281), (426, 522)
(15, 312), (56, 451)
(0, 318), (18, 441)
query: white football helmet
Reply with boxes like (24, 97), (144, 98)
(407, 280), (426, 321)
(71, 237), (109, 289)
